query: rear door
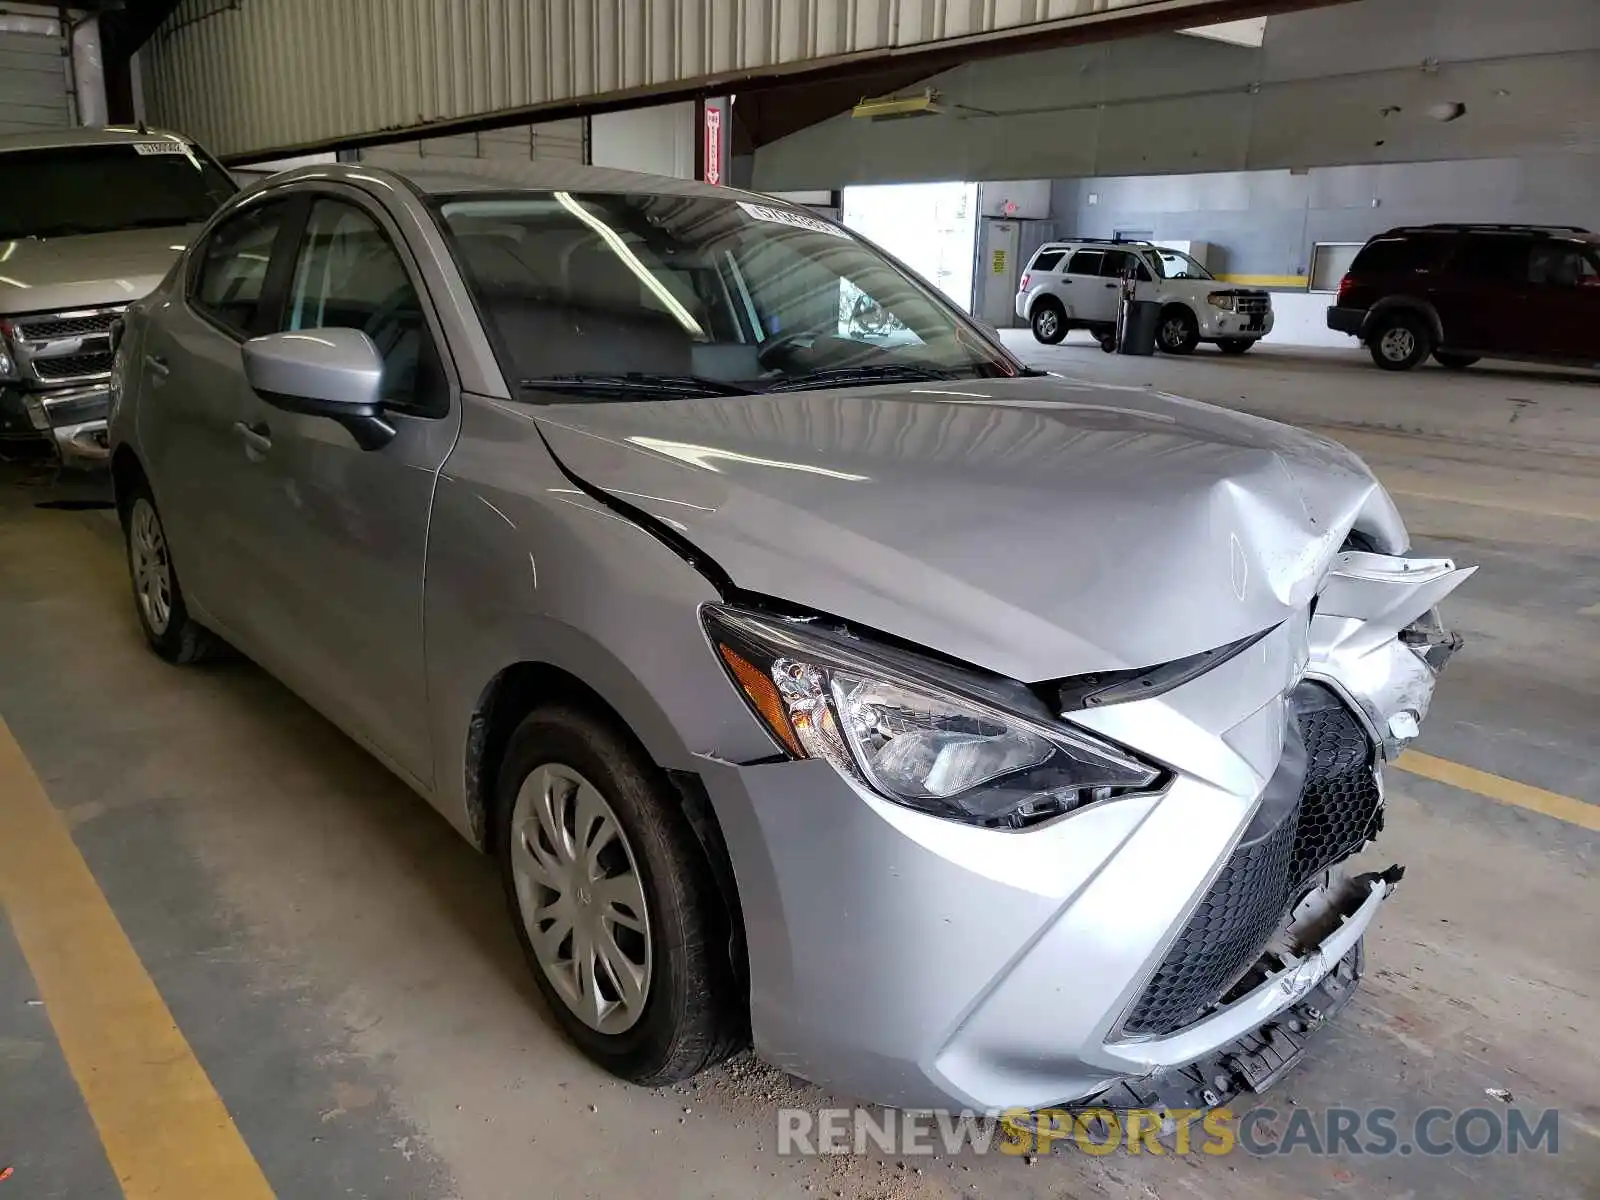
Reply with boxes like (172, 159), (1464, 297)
(140, 195), (304, 626)
(1063, 249), (1116, 324)
(1526, 239), (1600, 361)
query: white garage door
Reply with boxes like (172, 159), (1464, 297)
(0, 25), (72, 136)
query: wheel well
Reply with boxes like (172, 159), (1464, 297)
(467, 660), (749, 996)
(1162, 302), (1196, 325)
(1032, 293), (1064, 315)
(110, 446), (146, 523)
(1366, 298), (1441, 342)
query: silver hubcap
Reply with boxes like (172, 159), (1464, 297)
(511, 764), (652, 1034)
(129, 498), (173, 635)
(1380, 327), (1415, 361)
(1037, 310), (1059, 337)
(1162, 318), (1188, 347)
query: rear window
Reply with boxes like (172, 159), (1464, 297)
(0, 140), (236, 240)
(1030, 249), (1066, 272)
(1350, 235), (1452, 275)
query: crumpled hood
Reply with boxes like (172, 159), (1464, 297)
(532, 375), (1407, 683)
(0, 225), (199, 314)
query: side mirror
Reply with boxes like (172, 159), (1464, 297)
(241, 329), (395, 450)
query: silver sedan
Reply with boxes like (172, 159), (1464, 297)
(107, 162), (1472, 1113)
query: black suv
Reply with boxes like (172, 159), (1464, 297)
(1327, 224), (1599, 371)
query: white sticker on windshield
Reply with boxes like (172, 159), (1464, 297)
(737, 201), (851, 239)
(132, 141), (189, 156)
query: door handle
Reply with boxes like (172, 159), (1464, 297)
(144, 353), (169, 382)
(233, 420), (272, 459)
(1104, 282), (1118, 288)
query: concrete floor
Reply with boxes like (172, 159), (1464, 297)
(1, 340), (1596, 1199)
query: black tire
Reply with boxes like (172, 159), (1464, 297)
(1433, 351), (1480, 370)
(496, 704), (744, 1085)
(1030, 299), (1067, 345)
(1098, 334), (1116, 353)
(120, 480), (225, 664)
(1366, 311), (1433, 371)
(1217, 338), (1255, 356)
(1156, 307), (1200, 355)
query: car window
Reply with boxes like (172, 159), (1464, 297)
(1352, 235), (1453, 275)
(1031, 249), (1066, 273)
(1066, 250), (1103, 275)
(191, 201), (291, 337)
(1449, 235), (1535, 284)
(285, 199), (444, 416)
(1097, 250), (1152, 281)
(1529, 240), (1598, 287)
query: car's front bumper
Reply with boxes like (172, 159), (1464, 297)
(1199, 307), (1275, 340)
(693, 635), (1405, 1112)
(0, 383), (111, 466)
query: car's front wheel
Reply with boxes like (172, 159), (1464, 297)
(1157, 308), (1200, 354)
(121, 482), (225, 664)
(496, 705), (743, 1085)
(1367, 312), (1432, 371)
(1217, 338), (1255, 355)
(1030, 300), (1067, 344)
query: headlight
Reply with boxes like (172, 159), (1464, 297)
(703, 606), (1161, 828)
(0, 321), (18, 382)
(1207, 292), (1237, 311)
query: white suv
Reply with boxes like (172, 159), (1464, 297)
(1014, 241), (1274, 355)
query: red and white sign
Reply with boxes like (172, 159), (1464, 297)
(702, 105), (723, 186)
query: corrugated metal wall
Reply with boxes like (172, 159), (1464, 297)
(358, 119), (588, 169)
(141, 0), (1218, 159)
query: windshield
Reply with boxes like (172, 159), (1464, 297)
(1150, 248), (1213, 281)
(0, 142), (236, 240)
(434, 191), (1023, 397)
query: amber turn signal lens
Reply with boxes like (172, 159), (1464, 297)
(717, 644), (805, 758)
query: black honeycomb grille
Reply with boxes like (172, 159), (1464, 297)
(1120, 794), (1299, 1037)
(1292, 696), (1382, 885)
(1120, 684), (1380, 1038)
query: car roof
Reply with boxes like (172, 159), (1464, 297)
(0, 125), (196, 153)
(263, 159), (761, 203)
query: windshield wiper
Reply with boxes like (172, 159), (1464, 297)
(765, 363), (965, 392)
(518, 372), (754, 398)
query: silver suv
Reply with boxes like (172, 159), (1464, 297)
(1016, 240), (1275, 355)
(0, 127), (234, 465)
(110, 163), (1468, 1113)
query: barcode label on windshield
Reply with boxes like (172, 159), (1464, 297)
(737, 201), (850, 239)
(132, 141), (189, 156)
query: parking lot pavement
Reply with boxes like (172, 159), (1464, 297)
(1, 331), (1597, 1200)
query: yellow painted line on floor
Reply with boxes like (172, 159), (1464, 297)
(1395, 750), (1600, 832)
(0, 719), (276, 1200)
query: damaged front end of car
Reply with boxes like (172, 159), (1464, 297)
(1031, 540), (1474, 1124)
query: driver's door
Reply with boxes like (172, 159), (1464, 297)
(236, 192), (460, 788)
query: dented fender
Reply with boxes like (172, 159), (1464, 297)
(1309, 551), (1476, 759)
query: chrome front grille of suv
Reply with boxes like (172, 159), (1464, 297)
(1236, 294), (1271, 316)
(8, 306), (126, 386)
